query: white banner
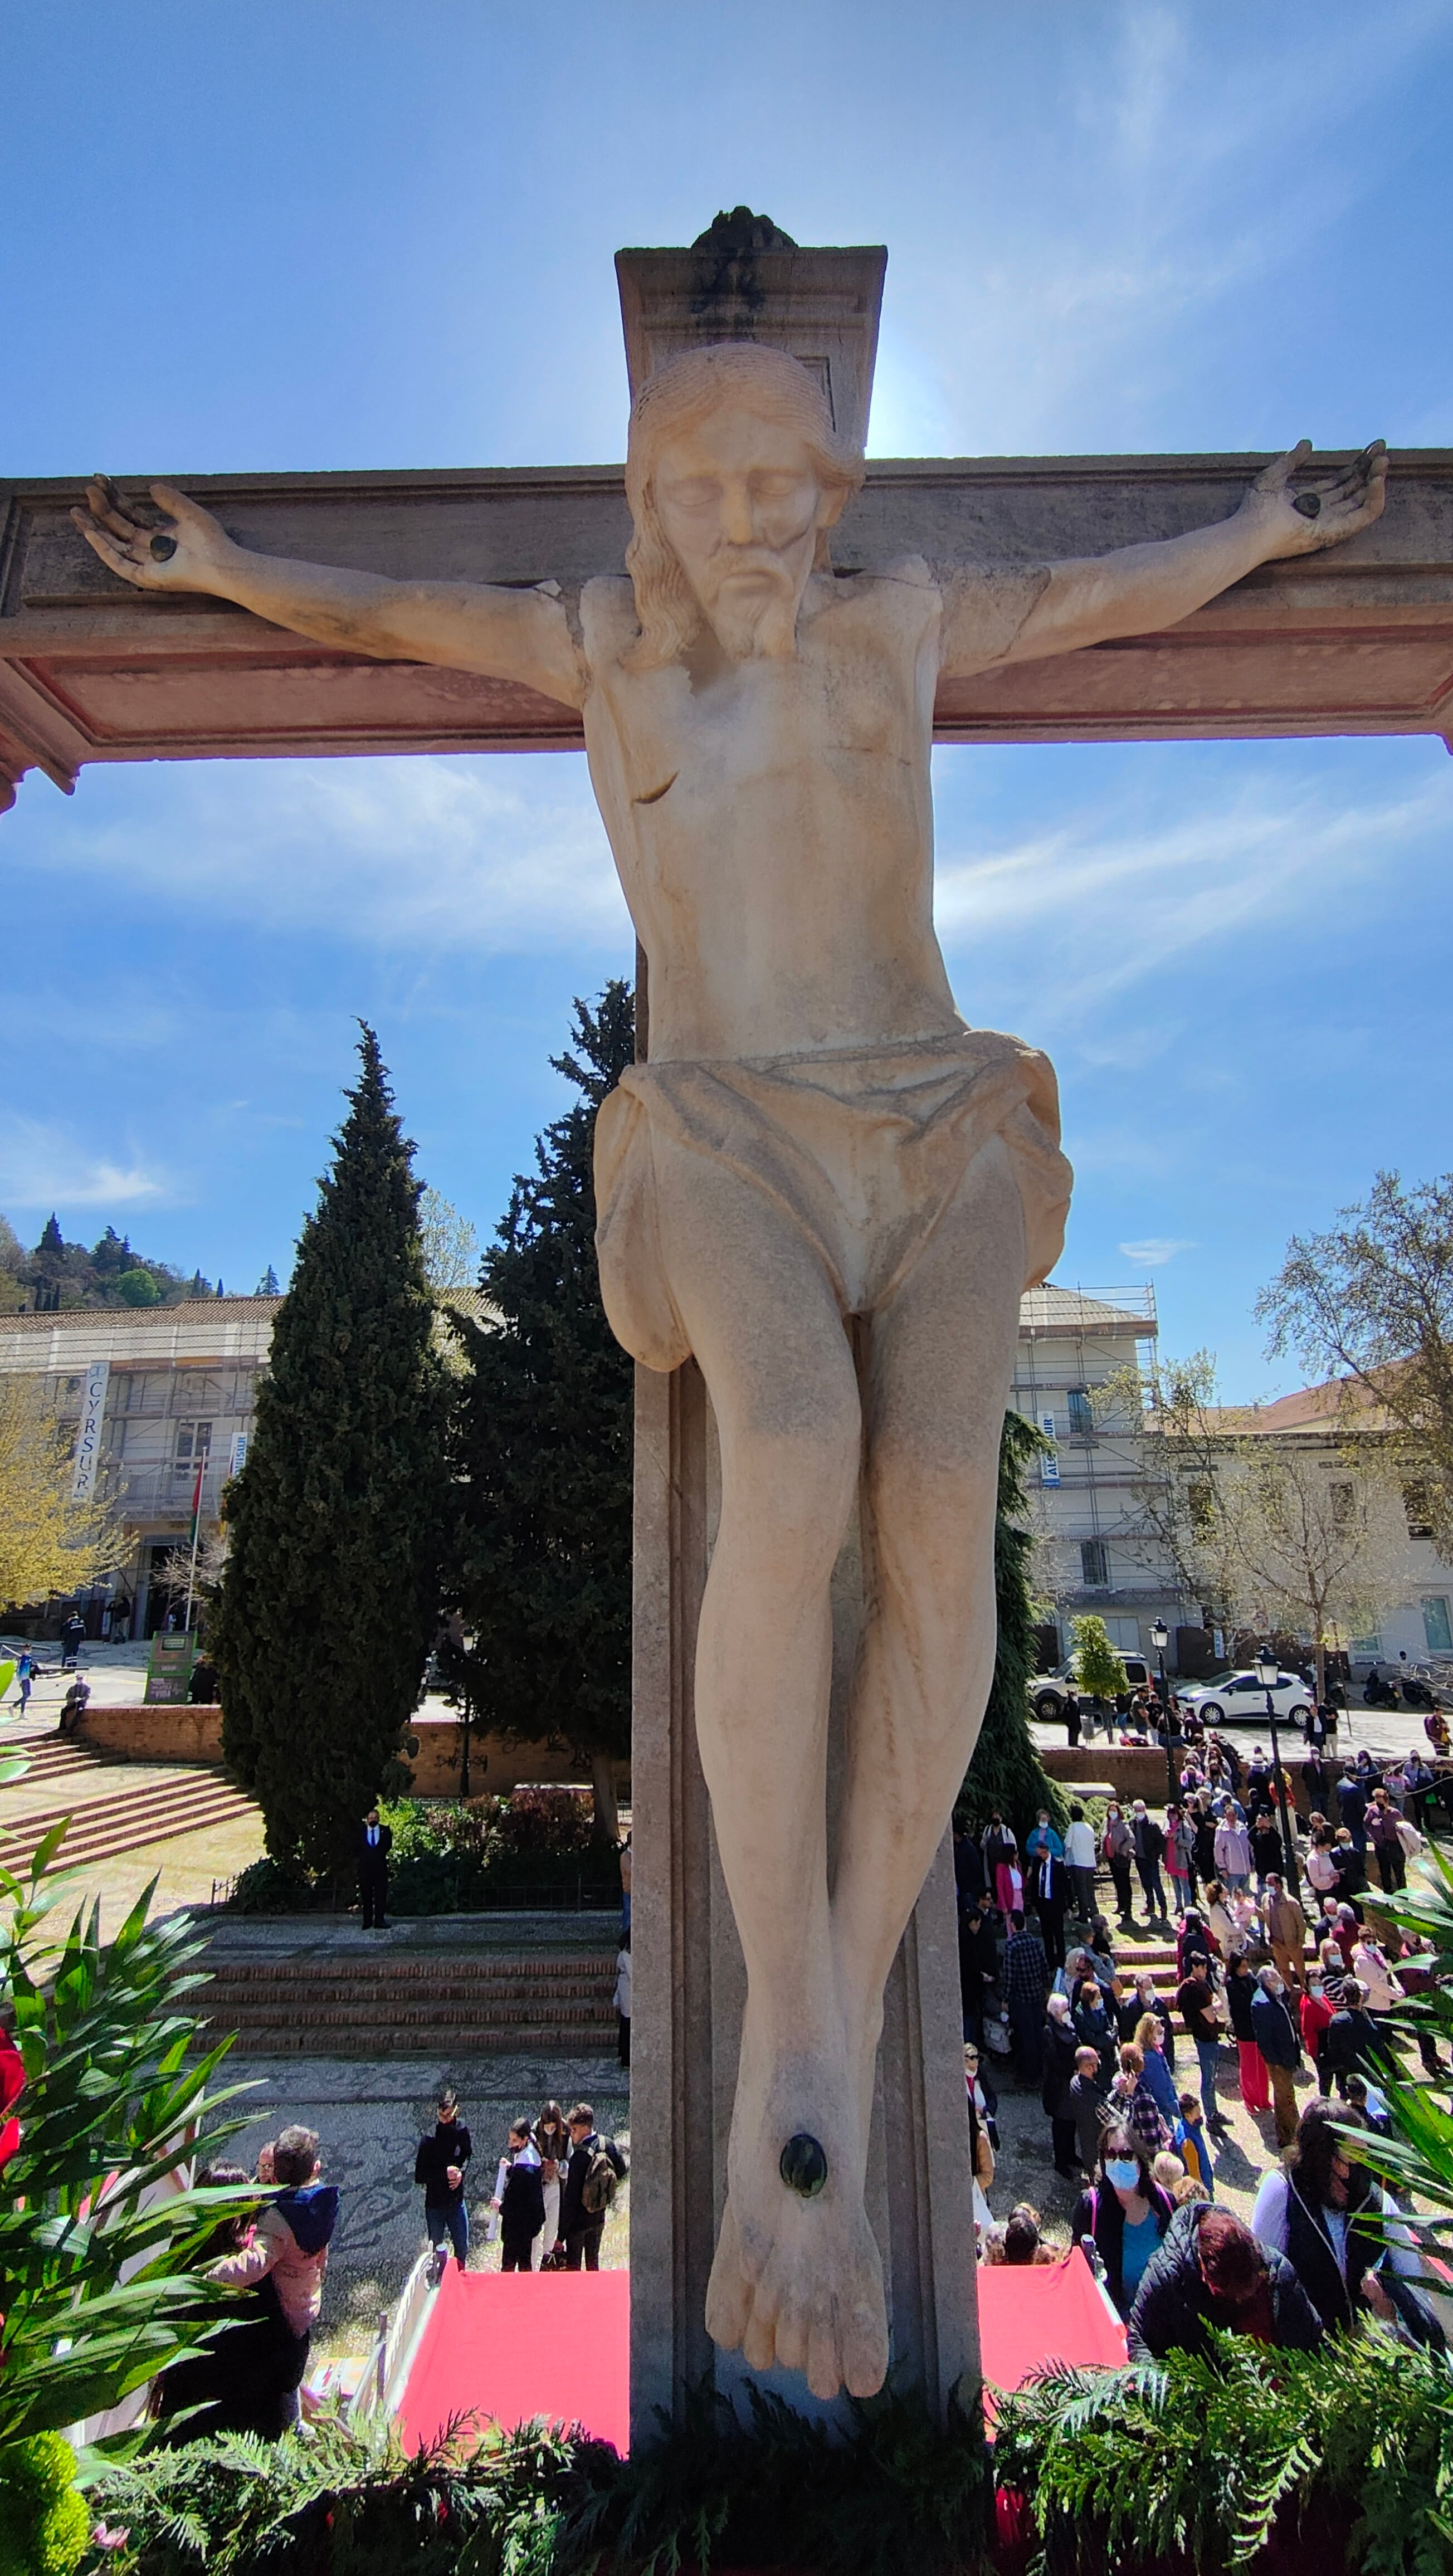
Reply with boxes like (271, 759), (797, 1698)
(71, 1359), (110, 1502)
(1038, 1411), (1061, 1487)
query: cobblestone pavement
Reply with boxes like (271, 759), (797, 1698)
(212, 2054), (631, 2359)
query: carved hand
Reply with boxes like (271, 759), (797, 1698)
(1239, 439), (1387, 560)
(71, 476), (237, 594)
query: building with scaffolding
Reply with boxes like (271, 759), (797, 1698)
(1012, 1283), (1183, 1664)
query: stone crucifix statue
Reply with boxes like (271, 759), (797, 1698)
(77, 356), (1384, 2399)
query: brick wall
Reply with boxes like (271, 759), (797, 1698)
(74, 1701), (627, 1803)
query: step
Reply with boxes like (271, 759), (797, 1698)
(221, 2025), (618, 2057)
(0, 1787), (256, 1871)
(204, 1968), (613, 1988)
(0, 1782), (252, 1838)
(17, 1789), (253, 1843)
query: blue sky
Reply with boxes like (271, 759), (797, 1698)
(4, 0), (1451, 1389)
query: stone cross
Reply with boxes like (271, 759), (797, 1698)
(3, 216), (1450, 2440)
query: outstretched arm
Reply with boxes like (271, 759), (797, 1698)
(72, 479), (584, 710)
(947, 442), (1387, 675)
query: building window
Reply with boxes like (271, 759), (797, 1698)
(1329, 1481), (1355, 1526)
(1351, 1631), (1383, 1658)
(1080, 1538), (1109, 1588)
(1405, 1482), (1434, 1539)
(1188, 1479), (1215, 1534)
(1423, 1597), (1453, 1655)
(1067, 1387), (1095, 1438)
(174, 1420), (213, 1469)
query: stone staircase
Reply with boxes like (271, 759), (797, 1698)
(0, 1768), (258, 1876)
(197, 1939), (619, 2057)
(0, 1734), (122, 1788)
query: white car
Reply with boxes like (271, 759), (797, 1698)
(1178, 1670), (1314, 1729)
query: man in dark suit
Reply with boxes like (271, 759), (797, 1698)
(357, 1807), (392, 1929)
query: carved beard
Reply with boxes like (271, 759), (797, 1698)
(700, 554), (802, 662)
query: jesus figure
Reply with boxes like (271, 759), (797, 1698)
(78, 353), (1382, 2398)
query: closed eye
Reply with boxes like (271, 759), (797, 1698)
(634, 773), (678, 806)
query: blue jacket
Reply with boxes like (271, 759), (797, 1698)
(1139, 2047), (1179, 2123)
(1026, 1823), (1065, 1865)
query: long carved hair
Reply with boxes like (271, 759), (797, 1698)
(623, 342), (865, 671)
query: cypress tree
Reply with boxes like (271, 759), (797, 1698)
(449, 982), (635, 1838)
(960, 1409), (1062, 1836)
(212, 1027), (448, 1876)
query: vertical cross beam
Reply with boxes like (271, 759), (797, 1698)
(621, 225), (978, 2436)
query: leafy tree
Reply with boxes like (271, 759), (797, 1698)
(1070, 1612), (1128, 1709)
(418, 1188), (479, 1294)
(1258, 1168), (1453, 1553)
(0, 1380), (121, 1610)
(959, 1411), (1062, 1835)
(90, 1224), (131, 1277)
(448, 984), (635, 1839)
(1114, 1350), (1401, 1696)
(211, 1027), (450, 1877)
(115, 1266), (162, 1307)
(256, 1263), (281, 1296)
(36, 1215), (63, 1261)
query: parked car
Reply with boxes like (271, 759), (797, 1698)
(1031, 1654), (1150, 1720)
(1177, 1669), (1314, 1729)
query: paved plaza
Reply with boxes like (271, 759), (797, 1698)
(216, 2054), (630, 2362)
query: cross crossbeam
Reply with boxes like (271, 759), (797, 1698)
(3, 450), (1451, 808)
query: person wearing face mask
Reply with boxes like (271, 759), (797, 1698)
(1251, 2099), (1444, 2348)
(1070, 1963), (1119, 2085)
(1299, 1966), (1335, 2086)
(1070, 2124), (1175, 2318)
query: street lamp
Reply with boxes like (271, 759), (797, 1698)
(1150, 1618), (1176, 1801)
(1254, 1645), (1302, 1903)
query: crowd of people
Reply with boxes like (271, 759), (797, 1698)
(153, 2093), (627, 2441)
(955, 1736), (1450, 2362)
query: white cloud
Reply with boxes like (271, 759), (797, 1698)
(0, 1116), (168, 1214)
(1119, 1236), (1196, 1265)
(21, 753), (630, 957)
(933, 767), (1445, 1019)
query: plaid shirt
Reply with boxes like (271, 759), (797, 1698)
(1001, 1929), (1049, 2003)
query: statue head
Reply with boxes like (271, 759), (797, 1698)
(624, 342), (865, 669)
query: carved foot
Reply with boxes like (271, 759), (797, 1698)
(706, 2018), (888, 2401)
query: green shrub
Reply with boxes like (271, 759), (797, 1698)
(501, 1785), (597, 1857)
(0, 1822), (251, 2448)
(230, 1855), (319, 1915)
(85, 2385), (992, 2576)
(995, 2328), (1453, 2574)
(0, 2434), (89, 2576)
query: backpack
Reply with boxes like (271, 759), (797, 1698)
(582, 2143), (621, 2217)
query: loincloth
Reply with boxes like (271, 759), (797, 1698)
(593, 1030), (1072, 1373)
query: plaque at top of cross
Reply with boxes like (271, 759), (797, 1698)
(75, 215), (1386, 2403)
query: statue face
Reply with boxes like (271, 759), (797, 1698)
(651, 401), (831, 661)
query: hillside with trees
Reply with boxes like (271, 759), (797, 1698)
(0, 1213), (252, 1313)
